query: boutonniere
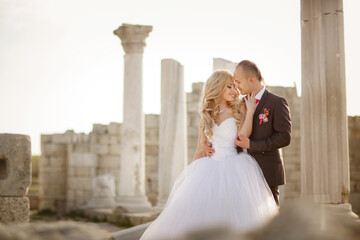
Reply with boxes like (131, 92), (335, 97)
(259, 108), (269, 125)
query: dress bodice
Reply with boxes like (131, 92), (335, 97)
(209, 117), (238, 161)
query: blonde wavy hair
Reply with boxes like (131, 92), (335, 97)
(199, 70), (245, 145)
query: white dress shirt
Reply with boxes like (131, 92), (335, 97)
(255, 85), (266, 104)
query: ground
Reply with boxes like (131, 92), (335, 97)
(30, 210), (125, 240)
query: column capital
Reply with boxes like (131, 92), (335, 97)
(113, 23), (153, 54)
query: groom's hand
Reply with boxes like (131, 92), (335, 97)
(235, 135), (250, 149)
(204, 142), (215, 157)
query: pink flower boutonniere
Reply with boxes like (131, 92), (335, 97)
(259, 108), (269, 125)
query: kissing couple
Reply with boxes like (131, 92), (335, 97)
(140, 60), (292, 240)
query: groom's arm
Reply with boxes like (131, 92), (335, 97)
(249, 97), (292, 152)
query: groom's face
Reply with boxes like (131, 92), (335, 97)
(234, 67), (252, 95)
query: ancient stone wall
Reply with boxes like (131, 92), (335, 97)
(39, 132), (70, 214)
(38, 84), (360, 213)
(144, 114), (160, 206)
(348, 116), (360, 213)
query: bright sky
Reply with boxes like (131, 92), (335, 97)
(1, 0), (359, 155)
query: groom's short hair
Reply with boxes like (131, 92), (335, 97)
(236, 60), (264, 82)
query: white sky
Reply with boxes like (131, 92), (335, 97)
(0, 0), (359, 155)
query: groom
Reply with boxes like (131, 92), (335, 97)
(205, 60), (292, 206)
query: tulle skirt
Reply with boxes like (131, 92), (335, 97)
(140, 152), (279, 240)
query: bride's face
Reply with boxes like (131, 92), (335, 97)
(221, 79), (236, 102)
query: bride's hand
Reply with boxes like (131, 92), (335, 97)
(244, 91), (257, 113)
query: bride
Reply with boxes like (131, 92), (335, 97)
(140, 70), (278, 240)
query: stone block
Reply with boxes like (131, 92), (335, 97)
(39, 199), (56, 211)
(98, 155), (120, 168)
(92, 124), (108, 134)
(69, 177), (93, 191)
(49, 156), (65, 168)
(75, 167), (88, 177)
(284, 163), (298, 171)
(191, 82), (204, 94)
(145, 130), (158, 143)
(108, 122), (121, 135)
(68, 153), (97, 167)
(67, 189), (75, 201)
(186, 92), (200, 103)
(145, 156), (158, 167)
(349, 193), (360, 215)
(28, 192), (39, 210)
(287, 171), (301, 182)
(66, 201), (75, 212)
(74, 167), (95, 177)
(96, 169), (106, 176)
(145, 114), (160, 129)
(41, 134), (52, 144)
(187, 102), (200, 113)
(49, 172), (66, 185)
(43, 143), (67, 156)
(109, 144), (122, 155)
(0, 197), (29, 223)
(89, 133), (97, 144)
(74, 143), (89, 153)
(0, 134), (31, 197)
(67, 177), (77, 189)
(285, 191), (300, 198)
(39, 156), (50, 168)
(98, 135), (117, 145)
(44, 184), (65, 198)
(84, 190), (92, 200)
(52, 133), (72, 144)
(90, 144), (109, 155)
(146, 145), (158, 156)
(80, 133), (89, 142)
(75, 190), (84, 201)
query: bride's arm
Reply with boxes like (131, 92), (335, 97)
(192, 123), (207, 161)
(237, 92), (257, 138)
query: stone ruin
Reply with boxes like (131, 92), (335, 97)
(37, 70), (301, 217)
(0, 134), (31, 223)
(0, 134), (103, 239)
(1, 1), (359, 239)
(37, 59), (360, 217)
(36, 23), (360, 220)
(1, 18), (359, 237)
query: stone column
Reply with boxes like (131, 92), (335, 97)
(113, 23), (153, 212)
(156, 59), (187, 208)
(300, 0), (354, 214)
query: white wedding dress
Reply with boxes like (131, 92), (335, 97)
(140, 117), (279, 240)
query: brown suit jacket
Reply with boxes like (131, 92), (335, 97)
(237, 89), (292, 187)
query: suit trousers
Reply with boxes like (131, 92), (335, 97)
(269, 185), (280, 206)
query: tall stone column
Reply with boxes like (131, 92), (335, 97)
(156, 59), (187, 208)
(113, 23), (153, 212)
(300, 0), (354, 215)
